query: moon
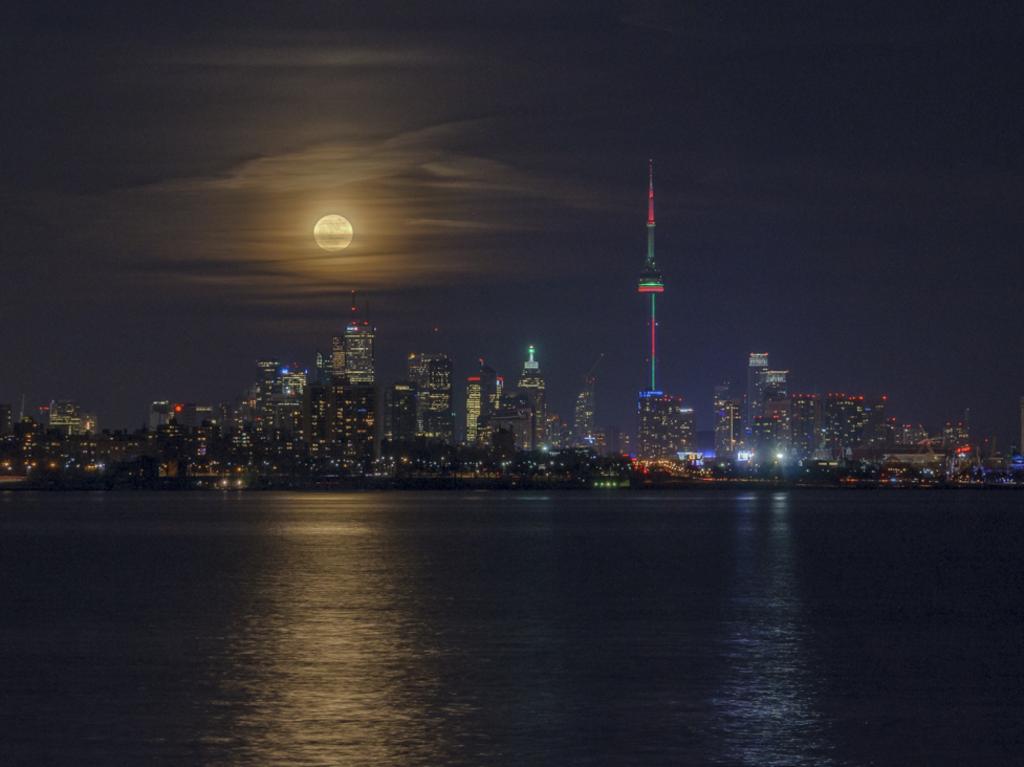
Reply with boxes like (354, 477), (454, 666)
(313, 214), (353, 251)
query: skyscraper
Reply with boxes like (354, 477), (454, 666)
(745, 353), (769, 434)
(637, 392), (694, 458)
(790, 393), (821, 459)
(464, 360), (500, 446)
(407, 352), (455, 444)
(0, 404), (12, 436)
(573, 375), (596, 445)
(713, 382), (742, 456)
(516, 345), (546, 447)
(384, 381), (418, 444)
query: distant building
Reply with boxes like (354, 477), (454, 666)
(0, 404), (12, 436)
(789, 394), (821, 459)
(48, 400), (94, 436)
(488, 394), (534, 452)
(407, 353), (454, 444)
(712, 382), (742, 456)
(464, 361), (501, 446)
(516, 345), (547, 447)
(384, 382), (419, 444)
(331, 382), (377, 469)
(745, 353), (770, 433)
(823, 393), (867, 458)
(863, 396), (893, 448)
(637, 392), (694, 458)
(573, 374), (597, 446)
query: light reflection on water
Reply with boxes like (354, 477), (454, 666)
(2, 490), (1024, 764)
(712, 492), (834, 765)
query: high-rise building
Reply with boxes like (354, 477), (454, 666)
(464, 360), (500, 446)
(713, 382), (742, 456)
(384, 382), (419, 444)
(330, 382), (377, 469)
(516, 345), (546, 446)
(48, 400), (91, 436)
(790, 394), (821, 459)
(407, 353), (454, 444)
(637, 392), (694, 458)
(745, 353), (769, 434)
(822, 393), (867, 458)
(573, 374), (597, 445)
(302, 382), (331, 456)
(488, 390), (535, 451)
(341, 316), (375, 385)
(762, 369), (788, 403)
(0, 404), (12, 436)
(863, 396), (893, 448)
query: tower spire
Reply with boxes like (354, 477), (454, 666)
(647, 158), (655, 226)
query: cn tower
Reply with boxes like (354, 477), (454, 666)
(637, 159), (664, 391)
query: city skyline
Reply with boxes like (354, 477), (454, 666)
(2, 3), (1022, 444)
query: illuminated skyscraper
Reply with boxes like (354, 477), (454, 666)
(573, 375), (596, 445)
(790, 393), (821, 459)
(713, 382), (742, 456)
(637, 392), (694, 458)
(384, 381), (419, 444)
(407, 352), (454, 444)
(516, 345), (546, 446)
(745, 353), (769, 433)
(464, 360), (500, 446)
(823, 393), (867, 458)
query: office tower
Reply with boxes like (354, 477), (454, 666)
(637, 392), (693, 458)
(341, 312), (375, 385)
(0, 404), (12, 436)
(790, 393), (821, 459)
(464, 360), (500, 446)
(149, 401), (172, 431)
(573, 375), (597, 445)
(384, 382), (419, 444)
(313, 349), (330, 384)
(863, 395), (893, 448)
(762, 369), (788, 402)
(516, 345), (546, 446)
(331, 382), (377, 468)
(822, 393), (867, 458)
(745, 353), (769, 433)
(545, 413), (571, 449)
(48, 400), (85, 436)
(302, 381), (331, 456)
(256, 358), (280, 435)
(713, 382), (742, 456)
(273, 366), (307, 436)
(488, 390), (535, 451)
(407, 352), (455, 444)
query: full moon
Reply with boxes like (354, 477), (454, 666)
(313, 214), (354, 251)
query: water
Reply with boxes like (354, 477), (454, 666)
(1, 490), (1023, 765)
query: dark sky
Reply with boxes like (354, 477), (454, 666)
(2, 1), (1023, 441)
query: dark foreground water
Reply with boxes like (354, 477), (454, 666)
(2, 491), (1023, 765)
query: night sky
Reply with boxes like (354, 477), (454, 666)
(3, 2), (1022, 441)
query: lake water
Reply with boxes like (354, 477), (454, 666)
(1, 490), (1023, 765)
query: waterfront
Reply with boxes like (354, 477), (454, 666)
(2, 490), (1022, 765)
